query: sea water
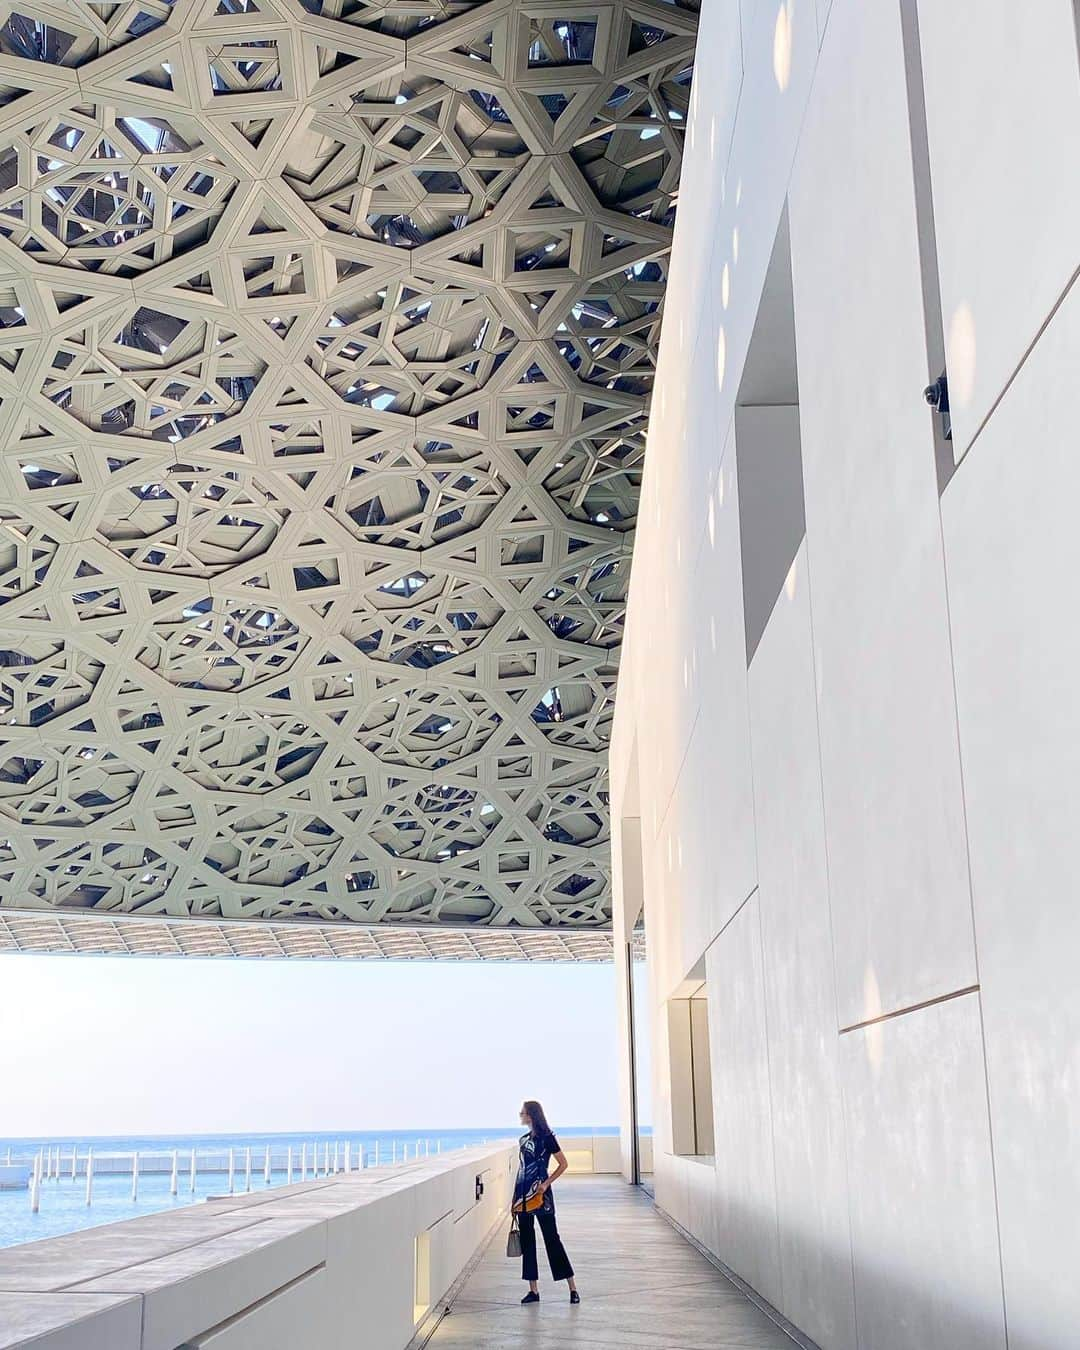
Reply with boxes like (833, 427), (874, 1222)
(0, 1126), (629, 1249)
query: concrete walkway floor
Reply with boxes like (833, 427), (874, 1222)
(428, 1175), (799, 1349)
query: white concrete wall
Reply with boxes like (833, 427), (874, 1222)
(0, 1146), (516, 1350)
(610, 1), (1080, 1348)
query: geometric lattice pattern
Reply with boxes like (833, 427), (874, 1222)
(0, 0), (695, 928)
(0, 908), (648, 961)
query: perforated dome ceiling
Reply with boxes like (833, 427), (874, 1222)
(0, 0), (695, 928)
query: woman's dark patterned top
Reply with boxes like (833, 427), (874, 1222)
(515, 1130), (561, 1212)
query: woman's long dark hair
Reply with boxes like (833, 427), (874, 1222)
(522, 1099), (551, 1137)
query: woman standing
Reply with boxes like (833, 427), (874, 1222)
(514, 1100), (580, 1305)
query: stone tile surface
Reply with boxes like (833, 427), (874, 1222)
(429, 1176), (796, 1349)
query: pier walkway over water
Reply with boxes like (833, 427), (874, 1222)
(430, 1176), (801, 1350)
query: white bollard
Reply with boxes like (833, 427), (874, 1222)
(344, 1142), (351, 1173)
(391, 1140), (397, 1165)
(29, 1156), (41, 1213)
(190, 1150), (197, 1194)
(245, 1148), (252, 1193)
(300, 1143), (307, 1181)
(287, 1146), (294, 1185)
(358, 1142), (365, 1171)
(437, 1140), (441, 1154)
(425, 1139), (430, 1157)
(324, 1142), (330, 1176)
(170, 1150), (179, 1196)
(227, 1148), (235, 1195)
(85, 1148), (94, 1206)
(264, 1145), (271, 1185)
(333, 1141), (340, 1174)
(131, 1152), (139, 1203)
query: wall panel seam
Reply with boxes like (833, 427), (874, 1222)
(838, 984), (979, 1035)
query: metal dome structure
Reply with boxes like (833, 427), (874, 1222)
(0, 0), (695, 930)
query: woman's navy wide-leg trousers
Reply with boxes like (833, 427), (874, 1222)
(520, 1198), (574, 1282)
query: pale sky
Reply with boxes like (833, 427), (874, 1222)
(0, 953), (622, 1137)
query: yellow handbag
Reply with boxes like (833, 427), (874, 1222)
(512, 1181), (545, 1215)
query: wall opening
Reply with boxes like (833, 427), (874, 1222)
(899, 0), (955, 487)
(413, 1231), (431, 1325)
(735, 205), (806, 666)
(667, 986), (714, 1157)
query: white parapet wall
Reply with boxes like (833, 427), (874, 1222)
(0, 1144), (517, 1350)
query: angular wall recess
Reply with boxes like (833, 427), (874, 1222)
(735, 208), (807, 667)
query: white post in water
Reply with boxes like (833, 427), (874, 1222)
(324, 1141), (330, 1175)
(333, 1141), (340, 1174)
(190, 1150), (197, 1194)
(300, 1143), (307, 1181)
(131, 1152), (139, 1202)
(53, 1146), (59, 1180)
(85, 1149), (94, 1206)
(344, 1141), (351, 1173)
(227, 1149), (235, 1194)
(437, 1140), (442, 1155)
(71, 1148), (77, 1182)
(170, 1150), (179, 1196)
(29, 1155), (41, 1213)
(263, 1145), (271, 1185)
(357, 1142), (365, 1171)
(287, 1146), (294, 1185)
(244, 1148), (252, 1192)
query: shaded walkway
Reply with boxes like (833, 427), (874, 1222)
(429, 1176), (799, 1349)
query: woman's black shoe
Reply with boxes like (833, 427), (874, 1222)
(521, 1292), (540, 1305)
(570, 1291), (581, 1305)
